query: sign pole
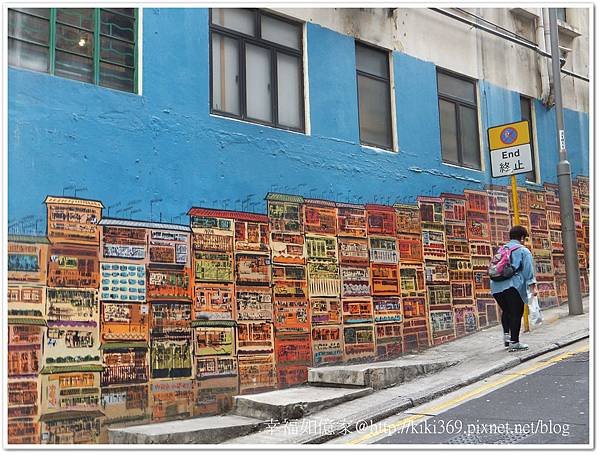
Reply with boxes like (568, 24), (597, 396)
(510, 175), (529, 332)
(549, 8), (583, 316)
(488, 119), (535, 335)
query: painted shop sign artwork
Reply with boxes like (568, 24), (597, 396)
(150, 339), (192, 379)
(100, 384), (149, 426)
(100, 224), (147, 261)
(370, 263), (399, 295)
(100, 263), (146, 302)
(366, 205), (396, 236)
(399, 266), (425, 295)
(8, 284), (45, 316)
(418, 198), (444, 226)
(369, 237), (399, 263)
(196, 356), (238, 379)
(234, 219), (269, 253)
(426, 265), (450, 289)
(194, 252), (233, 282)
(194, 326), (235, 357)
(276, 333), (312, 385)
(42, 372), (101, 413)
(427, 285), (452, 308)
(149, 230), (190, 265)
(270, 232), (305, 264)
(237, 321), (274, 353)
(448, 258), (473, 282)
(238, 354), (277, 393)
(192, 233), (233, 252)
(342, 298), (374, 324)
(266, 194), (304, 234)
(8, 238), (48, 282)
(343, 324), (376, 360)
(235, 254), (271, 285)
(151, 302), (192, 329)
(402, 296), (427, 319)
(48, 246), (99, 288)
(486, 188), (510, 213)
(4, 175), (590, 444)
(45, 322), (100, 364)
(422, 229), (447, 261)
(442, 196), (467, 223)
(101, 302), (149, 342)
(147, 269), (191, 300)
(375, 322), (403, 358)
(150, 379), (193, 421)
(190, 214), (234, 235)
(306, 235), (338, 262)
(8, 325), (43, 376)
(272, 265), (307, 298)
(453, 306), (478, 336)
(273, 298), (309, 332)
(430, 310), (455, 338)
(373, 296), (403, 323)
(102, 349), (148, 385)
(307, 262), (341, 297)
(45, 197), (103, 245)
(275, 333), (312, 365)
(47, 289), (98, 322)
(338, 237), (369, 265)
(304, 200), (337, 235)
(340, 266), (371, 297)
(394, 204), (421, 235)
(310, 298), (342, 326)
(451, 282), (474, 305)
(336, 203), (367, 238)
(193, 377), (238, 416)
(397, 235), (423, 263)
(193, 284), (234, 320)
(236, 287), (273, 320)
(311, 325), (343, 366)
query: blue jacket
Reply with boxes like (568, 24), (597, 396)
(490, 239), (536, 303)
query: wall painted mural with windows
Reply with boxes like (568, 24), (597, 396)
(7, 7), (590, 443)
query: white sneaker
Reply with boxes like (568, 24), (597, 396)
(504, 333), (510, 347)
(508, 342), (529, 352)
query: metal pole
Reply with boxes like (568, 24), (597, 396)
(548, 8), (583, 315)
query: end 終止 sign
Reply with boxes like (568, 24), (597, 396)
(488, 120), (533, 178)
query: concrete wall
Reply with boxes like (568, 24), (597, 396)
(8, 8), (589, 228)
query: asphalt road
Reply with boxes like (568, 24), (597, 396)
(376, 349), (589, 445)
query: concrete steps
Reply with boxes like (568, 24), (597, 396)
(108, 415), (265, 444)
(308, 358), (459, 390)
(108, 358), (458, 444)
(233, 385), (373, 421)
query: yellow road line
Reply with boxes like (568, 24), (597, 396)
(347, 345), (589, 445)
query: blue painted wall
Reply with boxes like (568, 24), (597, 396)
(8, 8), (589, 228)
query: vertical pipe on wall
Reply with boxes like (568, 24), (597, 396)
(536, 9), (551, 105)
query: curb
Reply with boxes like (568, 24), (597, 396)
(299, 330), (589, 444)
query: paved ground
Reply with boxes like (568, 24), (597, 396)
(328, 339), (589, 446)
(225, 299), (588, 445)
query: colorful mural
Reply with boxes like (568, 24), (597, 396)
(6, 178), (590, 443)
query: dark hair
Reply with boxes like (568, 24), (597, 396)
(509, 225), (529, 240)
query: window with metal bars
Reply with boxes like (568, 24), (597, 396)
(8, 8), (138, 93)
(210, 8), (305, 132)
(437, 68), (482, 170)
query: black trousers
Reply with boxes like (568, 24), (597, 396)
(493, 287), (525, 343)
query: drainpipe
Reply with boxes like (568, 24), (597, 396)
(542, 8), (555, 106)
(537, 8), (551, 105)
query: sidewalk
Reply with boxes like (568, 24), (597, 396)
(224, 298), (589, 445)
